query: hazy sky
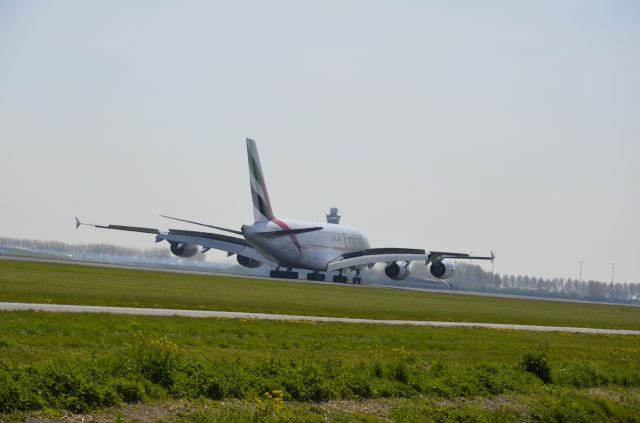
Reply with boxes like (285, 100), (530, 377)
(1, 1), (639, 283)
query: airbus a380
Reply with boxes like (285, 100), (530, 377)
(77, 138), (494, 284)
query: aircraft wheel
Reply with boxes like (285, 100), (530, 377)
(307, 273), (326, 281)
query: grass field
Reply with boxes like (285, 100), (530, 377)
(1, 259), (640, 421)
(0, 311), (639, 421)
(1, 260), (639, 330)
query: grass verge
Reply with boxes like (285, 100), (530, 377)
(1, 260), (639, 329)
(0, 311), (639, 421)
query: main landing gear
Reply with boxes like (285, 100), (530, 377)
(269, 267), (362, 284)
(332, 270), (362, 284)
(332, 269), (348, 283)
(307, 272), (326, 281)
(352, 270), (362, 285)
(270, 267), (299, 279)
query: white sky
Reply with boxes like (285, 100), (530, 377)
(1, 1), (639, 283)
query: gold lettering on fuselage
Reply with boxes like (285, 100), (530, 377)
(342, 233), (366, 250)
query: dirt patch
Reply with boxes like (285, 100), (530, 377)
(16, 401), (195, 423)
(587, 386), (640, 403)
(321, 399), (395, 420)
(12, 399), (396, 422)
(435, 395), (527, 414)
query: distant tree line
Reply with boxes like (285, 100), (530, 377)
(444, 263), (639, 304)
(0, 237), (206, 263)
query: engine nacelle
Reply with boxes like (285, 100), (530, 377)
(169, 242), (199, 258)
(385, 261), (410, 281)
(237, 254), (262, 268)
(430, 259), (455, 280)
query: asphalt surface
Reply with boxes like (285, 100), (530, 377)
(1, 302), (639, 335)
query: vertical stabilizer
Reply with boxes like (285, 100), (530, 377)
(246, 138), (275, 222)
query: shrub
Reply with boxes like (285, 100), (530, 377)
(561, 360), (640, 388)
(370, 361), (383, 378)
(255, 389), (285, 416)
(0, 368), (46, 412)
(38, 364), (121, 412)
(531, 390), (636, 422)
(474, 363), (517, 395)
(131, 336), (181, 388)
(391, 398), (522, 422)
(111, 377), (148, 403)
(391, 361), (410, 384)
(520, 351), (551, 383)
(171, 362), (225, 400)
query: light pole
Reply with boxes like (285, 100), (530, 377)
(579, 261), (583, 283)
(611, 262), (615, 284)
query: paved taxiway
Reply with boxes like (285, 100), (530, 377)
(1, 302), (638, 335)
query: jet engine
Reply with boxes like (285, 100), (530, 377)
(430, 259), (455, 279)
(385, 261), (410, 280)
(237, 254), (262, 268)
(169, 241), (199, 258)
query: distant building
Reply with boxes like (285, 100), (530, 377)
(326, 207), (341, 224)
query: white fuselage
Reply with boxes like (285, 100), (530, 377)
(242, 219), (371, 271)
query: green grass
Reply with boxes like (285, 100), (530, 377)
(2, 259), (640, 420)
(1, 259), (639, 329)
(0, 311), (639, 420)
(3, 311), (639, 367)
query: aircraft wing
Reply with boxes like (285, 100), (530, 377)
(77, 220), (272, 265)
(326, 248), (493, 272)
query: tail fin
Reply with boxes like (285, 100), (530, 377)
(246, 138), (275, 222)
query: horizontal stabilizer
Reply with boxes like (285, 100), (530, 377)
(160, 215), (243, 235)
(255, 226), (323, 238)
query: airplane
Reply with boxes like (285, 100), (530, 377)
(76, 138), (494, 284)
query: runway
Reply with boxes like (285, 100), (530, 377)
(1, 302), (639, 335)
